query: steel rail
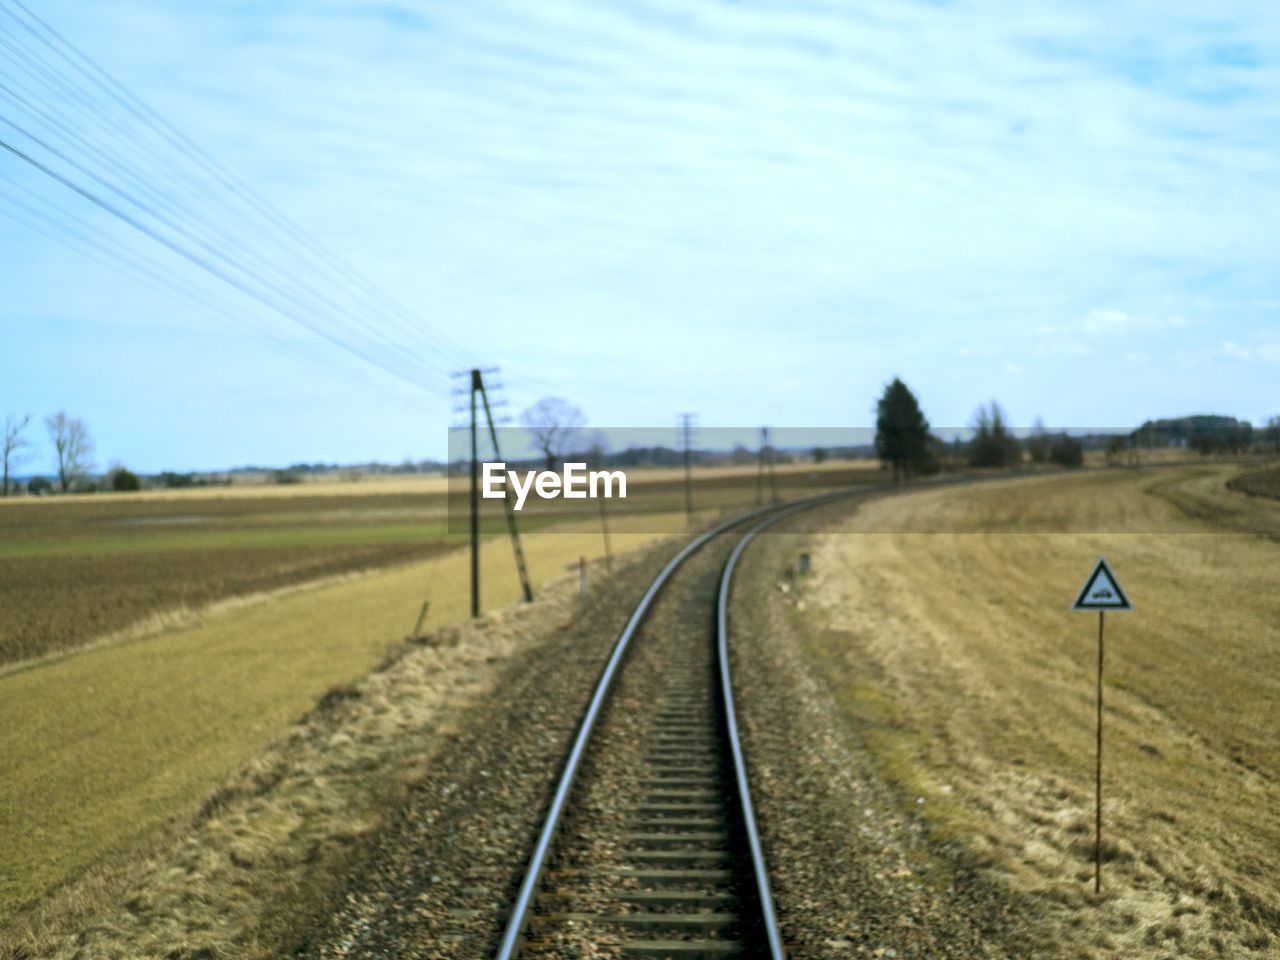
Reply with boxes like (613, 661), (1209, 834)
(493, 492), (849, 960)
(717, 500), (825, 960)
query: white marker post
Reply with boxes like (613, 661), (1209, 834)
(1072, 556), (1132, 894)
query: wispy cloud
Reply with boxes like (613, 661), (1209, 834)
(3, 0), (1279, 466)
(1223, 338), (1280, 363)
(1079, 309), (1192, 335)
(1028, 309), (1195, 340)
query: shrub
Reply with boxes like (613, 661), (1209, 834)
(109, 466), (142, 492)
(1049, 434), (1084, 468)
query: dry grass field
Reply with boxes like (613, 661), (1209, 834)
(791, 463), (1279, 958)
(1229, 462), (1280, 501)
(0, 506), (674, 929)
(0, 492), (453, 664)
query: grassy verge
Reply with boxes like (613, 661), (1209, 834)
(0, 514), (676, 929)
(791, 465), (1280, 958)
(790, 612), (975, 857)
(2, 562), (590, 960)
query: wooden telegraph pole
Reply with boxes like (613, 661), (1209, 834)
(469, 369), (480, 618)
(680, 413), (695, 528)
(453, 366), (533, 618)
(593, 446), (613, 571)
(756, 426), (776, 506)
(598, 492), (613, 571)
(476, 373), (533, 603)
(756, 427), (765, 506)
(1071, 556), (1131, 894)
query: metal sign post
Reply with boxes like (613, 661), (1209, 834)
(1071, 556), (1132, 894)
(1094, 608), (1104, 893)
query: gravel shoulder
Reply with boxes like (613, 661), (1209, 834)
(302, 539), (686, 960)
(728, 502), (1044, 959)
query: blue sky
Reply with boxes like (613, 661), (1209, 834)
(1, 0), (1278, 472)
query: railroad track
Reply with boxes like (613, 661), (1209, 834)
(494, 497), (843, 960)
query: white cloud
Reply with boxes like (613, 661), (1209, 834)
(1080, 309), (1192, 335)
(1024, 310), (1193, 356)
(1223, 338), (1280, 362)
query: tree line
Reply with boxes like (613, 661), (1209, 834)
(6, 391), (1277, 497)
(870, 376), (1280, 481)
(871, 378), (1280, 480)
(874, 378), (1075, 479)
(1, 412), (144, 496)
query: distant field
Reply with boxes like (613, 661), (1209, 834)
(0, 493), (456, 664)
(794, 464), (1280, 958)
(445, 458), (881, 530)
(0, 460), (878, 665)
(4, 472), (451, 503)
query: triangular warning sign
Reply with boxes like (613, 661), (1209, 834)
(1072, 556), (1132, 611)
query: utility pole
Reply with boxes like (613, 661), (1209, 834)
(680, 413), (695, 528)
(768, 430), (779, 503)
(469, 369), (480, 618)
(451, 365), (532, 618)
(756, 427), (765, 507)
(757, 426), (779, 505)
(598, 491), (613, 571)
(477, 374), (533, 603)
(592, 443), (613, 572)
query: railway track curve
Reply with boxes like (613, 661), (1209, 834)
(494, 494), (849, 960)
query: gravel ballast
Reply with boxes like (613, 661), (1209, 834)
(304, 540), (687, 960)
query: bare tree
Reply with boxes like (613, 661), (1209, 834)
(3, 414), (32, 496)
(1026, 416), (1051, 464)
(521, 397), (585, 469)
(45, 411), (94, 492)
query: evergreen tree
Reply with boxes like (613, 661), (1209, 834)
(875, 378), (931, 481)
(968, 401), (1021, 468)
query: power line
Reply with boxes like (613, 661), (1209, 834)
(4, 0), (456, 356)
(0, 105), (450, 388)
(0, 127), (443, 393)
(0, 0), (476, 396)
(0, 170), (423, 404)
